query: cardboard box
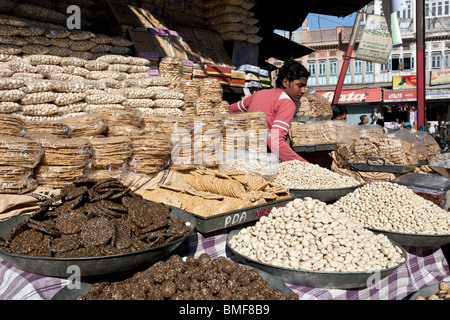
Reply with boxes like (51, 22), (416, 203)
(230, 79), (245, 87)
(239, 64), (260, 74)
(134, 51), (159, 61)
(231, 70), (246, 79)
(245, 81), (260, 88)
(206, 65), (232, 77)
(259, 69), (269, 77)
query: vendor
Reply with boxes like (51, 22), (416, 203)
(358, 115), (369, 125)
(229, 59), (310, 162)
(331, 104), (348, 121)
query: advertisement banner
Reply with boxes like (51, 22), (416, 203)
(430, 70), (450, 86)
(392, 75), (417, 89)
(383, 89), (450, 102)
(355, 14), (393, 64)
(318, 88), (382, 103)
(383, 89), (416, 102)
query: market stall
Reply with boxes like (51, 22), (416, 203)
(0, 0), (449, 302)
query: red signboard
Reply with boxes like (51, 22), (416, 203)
(383, 89), (417, 102)
(317, 88), (382, 104)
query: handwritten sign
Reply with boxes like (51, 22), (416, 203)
(355, 14), (393, 64)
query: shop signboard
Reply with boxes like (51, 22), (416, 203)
(355, 14), (393, 64)
(318, 88), (382, 104)
(383, 89), (450, 102)
(383, 89), (416, 102)
(430, 70), (450, 86)
(392, 75), (416, 89)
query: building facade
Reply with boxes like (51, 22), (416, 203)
(288, 0), (450, 128)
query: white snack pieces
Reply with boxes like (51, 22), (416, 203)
(229, 197), (406, 272)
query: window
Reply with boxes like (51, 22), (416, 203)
(403, 57), (412, 70)
(307, 61), (316, 85)
(446, 1), (449, 14)
(354, 60), (363, 83)
(329, 59), (338, 85)
(412, 57), (415, 69)
(391, 57), (400, 70)
(365, 61), (374, 82)
(344, 63), (352, 84)
(401, 1), (412, 19)
(318, 60), (327, 85)
(432, 54), (441, 68)
(381, 59), (390, 72)
(445, 53), (450, 67)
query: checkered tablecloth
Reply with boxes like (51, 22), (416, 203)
(1, 231), (449, 300)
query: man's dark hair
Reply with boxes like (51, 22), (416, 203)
(276, 59), (310, 89)
(331, 104), (348, 120)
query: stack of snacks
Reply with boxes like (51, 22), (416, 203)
(295, 92), (332, 120)
(191, 116), (223, 168)
(346, 133), (419, 166)
(99, 107), (145, 137)
(158, 56), (184, 81)
(88, 136), (132, 179)
(128, 134), (172, 175)
(199, 78), (223, 102)
(0, 114), (24, 136)
(31, 135), (90, 189)
(0, 135), (42, 193)
(60, 114), (107, 138)
(24, 119), (72, 137)
(144, 114), (195, 171)
(289, 120), (348, 146)
(203, 0), (261, 44)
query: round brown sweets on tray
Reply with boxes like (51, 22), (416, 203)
(1, 179), (191, 258)
(75, 253), (299, 300)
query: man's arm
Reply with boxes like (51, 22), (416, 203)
(229, 95), (254, 114)
(268, 100), (307, 162)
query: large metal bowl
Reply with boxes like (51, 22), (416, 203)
(409, 282), (450, 300)
(289, 184), (361, 203)
(0, 210), (196, 279)
(50, 263), (295, 300)
(226, 229), (408, 289)
(368, 228), (450, 247)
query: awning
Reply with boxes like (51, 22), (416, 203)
(258, 32), (314, 62)
(253, 0), (373, 32)
(317, 88), (382, 103)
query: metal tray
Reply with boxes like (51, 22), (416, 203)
(226, 229), (408, 289)
(289, 184), (361, 203)
(169, 197), (297, 234)
(293, 115), (332, 122)
(367, 228), (450, 247)
(0, 209), (196, 279)
(292, 143), (337, 153)
(349, 163), (418, 173)
(51, 264), (294, 300)
(429, 160), (450, 177)
(409, 282), (450, 300)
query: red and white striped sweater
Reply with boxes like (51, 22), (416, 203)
(229, 88), (307, 162)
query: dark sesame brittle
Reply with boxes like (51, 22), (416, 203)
(1, 179), (191, 258)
